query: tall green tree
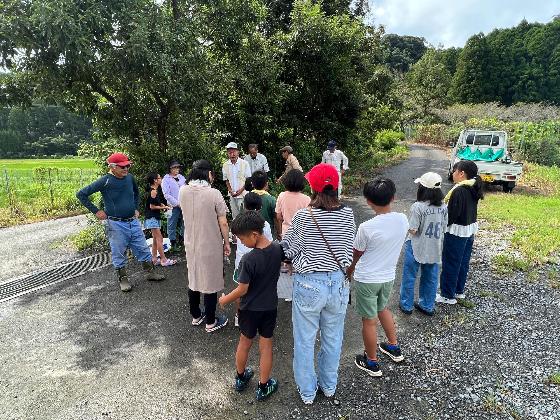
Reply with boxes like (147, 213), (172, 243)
(404, 49), (452, 121)
(450, 34), (494, 103)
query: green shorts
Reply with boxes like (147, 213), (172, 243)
(355, 280), (394, 319)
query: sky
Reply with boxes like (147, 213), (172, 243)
(369, 0), (560, 47)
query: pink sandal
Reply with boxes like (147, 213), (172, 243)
(160, 259), (176, 267)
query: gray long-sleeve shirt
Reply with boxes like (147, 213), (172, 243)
(76, 173), (139, 218)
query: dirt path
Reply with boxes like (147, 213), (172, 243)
(0, 214), (88, 283)
(1, 145), (558, 420)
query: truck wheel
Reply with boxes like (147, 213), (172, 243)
(502, 182), (515, 193)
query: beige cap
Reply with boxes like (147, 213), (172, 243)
(414, 172), (442, 189)
(280, 145), (293, 153)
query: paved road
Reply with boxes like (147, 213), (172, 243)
(0, 145), (455, 419)
(0, 215), (88, 283)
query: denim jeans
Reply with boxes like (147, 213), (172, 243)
(400, 241), (439, 312)
(104, 219), (152, 269)
(440, 233), (474, 299)
(292, 270), (349, 402)
(167, 206), (184, 242)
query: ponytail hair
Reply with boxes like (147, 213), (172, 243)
(453, 160), (484, 200)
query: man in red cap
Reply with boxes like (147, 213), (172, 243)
(77, 153), (165, 292)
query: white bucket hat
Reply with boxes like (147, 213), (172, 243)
(225, 142), (238, 150)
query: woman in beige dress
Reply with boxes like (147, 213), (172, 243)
(179, 160), (231, 332)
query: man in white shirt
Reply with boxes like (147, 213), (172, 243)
(321, 140), (349, 196)
(222, 142), (252, 218)
(244, 143), (269, 174)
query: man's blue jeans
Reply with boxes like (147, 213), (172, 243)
(292, 270), (349, 402)
(104, 219), (152, 269)
(167, 206), (184, 242)
(400, 241), (439, 313)
(440, 233), (475, 299)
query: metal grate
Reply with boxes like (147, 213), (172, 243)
(0, 252), (111, 303)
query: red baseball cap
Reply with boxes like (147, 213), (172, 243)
(305, 163), (339, 193)
(107, 153), (132, 166)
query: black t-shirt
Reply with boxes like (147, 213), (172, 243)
(145, 189), (163, 220)
(238, 242), (284, 311)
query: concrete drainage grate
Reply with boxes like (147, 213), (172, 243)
(0, 252), (111, 303)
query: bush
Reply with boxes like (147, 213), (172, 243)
(374, 130), (404, 151)
(70, 215), (109, 252)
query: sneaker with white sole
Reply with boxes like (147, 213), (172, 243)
(455, 293), (466, 299)
(436, 293), (457, 305)
(379, 342), (404, 363)
(354, 352), (382, 377)
(191, 311), (206, 326)
(206, 316), (228, 332)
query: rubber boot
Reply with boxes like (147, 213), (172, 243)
(142, 261), (165, 281)
(117, 267), (132, 292)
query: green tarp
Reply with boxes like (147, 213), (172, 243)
(456, 147), (505, 162)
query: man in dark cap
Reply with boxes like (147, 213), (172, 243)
(162, 159), (186, 251)
(76, 153), (165, 292)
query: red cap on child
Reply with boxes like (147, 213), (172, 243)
(305, 163), (339, 193)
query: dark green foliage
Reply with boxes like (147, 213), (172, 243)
(0, 105), (92, 157)
(381, 34), (427, 73)
(449, 18), (560, 105)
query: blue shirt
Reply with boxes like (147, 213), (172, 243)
(76, 173), (139, 218)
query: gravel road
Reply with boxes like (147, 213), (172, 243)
(0, 145), (558, 419)
(0, 215), (88, 283)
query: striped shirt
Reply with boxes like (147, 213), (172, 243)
(281, 206), (355, 273)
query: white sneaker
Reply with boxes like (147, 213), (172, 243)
(234, 313), (239, 327)
(455, 293), (466, 299)
(435, 293), (457, 305)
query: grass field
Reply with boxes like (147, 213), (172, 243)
(0, 159), (97, 170)
(0, 158), (100, 227)
(479, 163), (560, 270)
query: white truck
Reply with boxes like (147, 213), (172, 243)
(448, 129), (523, 193)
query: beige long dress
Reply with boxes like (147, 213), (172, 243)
(179, 182), (229, 294)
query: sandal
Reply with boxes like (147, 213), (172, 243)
(152, 257), (161, 266)
(160, 259), (176, 267)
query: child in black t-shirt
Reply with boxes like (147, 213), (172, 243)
(219, 211), (283, 401)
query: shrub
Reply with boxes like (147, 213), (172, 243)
(70, 215), (109, 252)
(374, 130), (404, 151)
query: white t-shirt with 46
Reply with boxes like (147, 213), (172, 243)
(353, 212), (409, 284)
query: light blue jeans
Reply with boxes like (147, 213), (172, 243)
(105, 219), (152, 269)
(292, 270), (349, 402)
(400, 240), (439, 312)
(167, 206), (184, 242)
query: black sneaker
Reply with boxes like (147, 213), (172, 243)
(354, 353), (382, 377)
(414, 302), (435, 316)
(234, 368), (254, 392)
(256, 378), (278, 401)
(379, 342), (404, 363)
(205, 316), (228, 333)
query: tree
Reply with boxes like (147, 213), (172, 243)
(449, 34), (494, 103)
(381, 34), (427, 73)
(404, 49), (452, 121)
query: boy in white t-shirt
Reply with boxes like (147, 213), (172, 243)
(346, 177), (409, 377)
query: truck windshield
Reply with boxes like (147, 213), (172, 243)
(465, 134), (501, 146)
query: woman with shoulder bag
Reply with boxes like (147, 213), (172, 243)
(281, 163), (356, 405)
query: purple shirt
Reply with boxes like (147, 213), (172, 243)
(162, 173), (186, 207)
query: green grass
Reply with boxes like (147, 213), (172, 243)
(479, 163), (560, 268)
(0, 158), (100, 227)
(0, 158), (96, 170)
(547, 372), (560, 385)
